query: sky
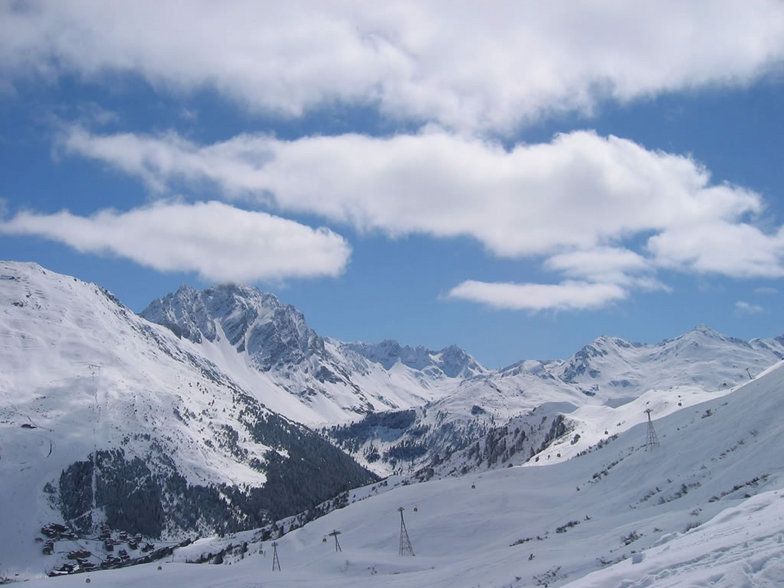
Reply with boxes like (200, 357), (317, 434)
(1, 1), (784, 368)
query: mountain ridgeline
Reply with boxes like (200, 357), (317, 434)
(140, 283), (484, 427)
(2, 260), (784, 576)
(140, 279), (784, 480)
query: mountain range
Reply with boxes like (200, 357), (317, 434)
(2, 259), (783, 582)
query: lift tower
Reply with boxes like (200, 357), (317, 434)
(398, 507), (415, 556)
(645, 408), (660, 450)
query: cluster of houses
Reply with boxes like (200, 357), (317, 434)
(41, 522), (161, 577)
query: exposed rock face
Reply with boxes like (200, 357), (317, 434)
(142, 284), (326, 371)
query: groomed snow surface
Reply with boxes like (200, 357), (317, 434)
(9, 359), (784, 587)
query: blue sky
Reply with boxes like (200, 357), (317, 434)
(2, 1), (784, 368)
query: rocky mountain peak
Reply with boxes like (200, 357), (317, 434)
(141, 283), (325, 371)
(344, 340), (485, 377)
(436, 344), (486, 378)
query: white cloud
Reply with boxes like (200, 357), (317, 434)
(60, 126), (784, 286)
(2, 1), (784, 132)
(447, 280), (628, 312)
(544, 247), (665, 290)
(735, 301), (765, 314)
(648, 223), (784, 278)
(3, 2), (783, 317)
(0, 201), (350, 282)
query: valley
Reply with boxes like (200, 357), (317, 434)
(2, 260), (783, 586)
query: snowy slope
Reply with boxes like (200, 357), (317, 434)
(14, 358), (784, 586)
(0, 262), (374, 575)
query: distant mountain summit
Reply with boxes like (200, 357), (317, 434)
(345, 340), (485, 379)
(551, 325), (784, 398)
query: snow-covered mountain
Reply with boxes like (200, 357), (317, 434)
(144, 279), (783, 481)
(547, 325), (784, 399)
(141, 285), (484, 426)
(4, 259), (784, 584)
(344, 339), (485, 379)
(327, 326), (784, 477)
(0, 262), (375, 573)
(14, 349), (784, 586)
(140, 280), (784, 479)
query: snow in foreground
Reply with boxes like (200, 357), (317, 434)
(11, 360), (784, 587)
(573, 487), (784, 587)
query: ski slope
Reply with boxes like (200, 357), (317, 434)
(13, 358), (784, 587)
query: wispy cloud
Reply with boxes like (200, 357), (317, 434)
(447, 280), (628, 312)
(735, 301), (764, 314)
(2, 2), (784, 133)
(543, 247), (666, 290)
(0, 201), (351, 282)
